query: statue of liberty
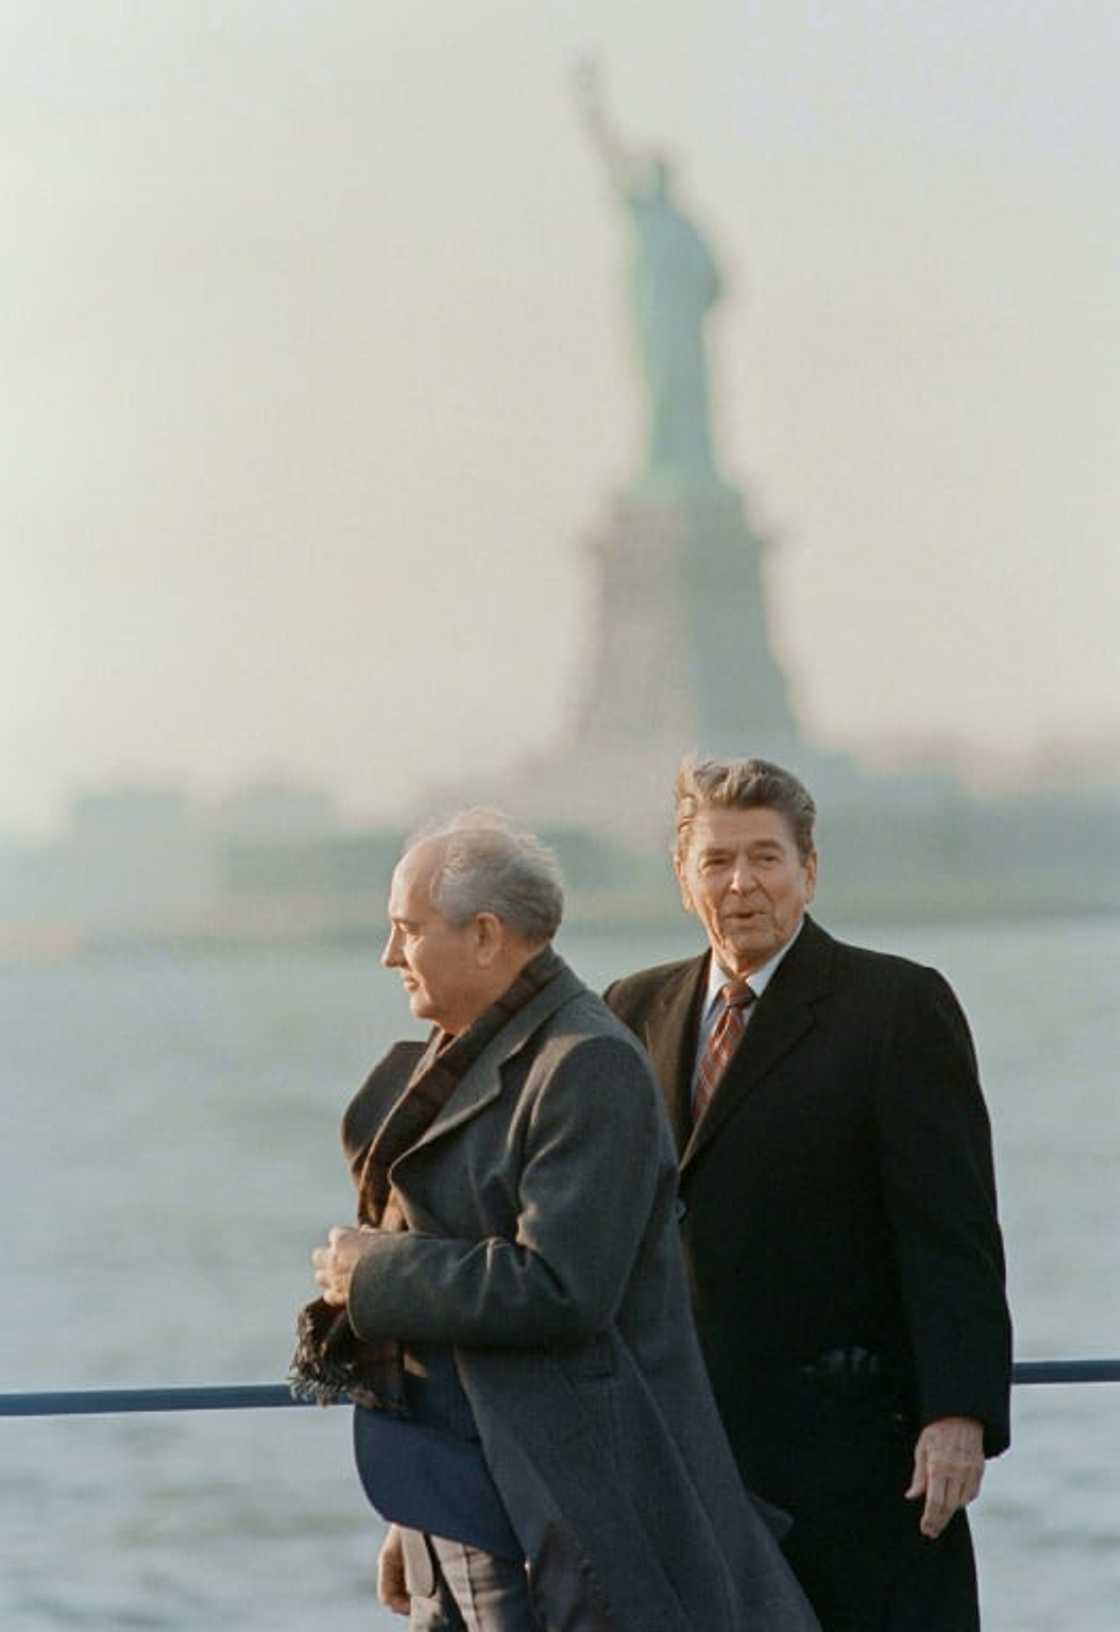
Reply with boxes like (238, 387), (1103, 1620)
(574, 60), (725, 497)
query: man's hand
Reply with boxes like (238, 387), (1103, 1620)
(311, 1225), (375, 1307)
(377, 1524), (410, 1616)
(905, 1416), (985, 1539)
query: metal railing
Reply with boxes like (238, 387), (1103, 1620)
(2, 1358), (1119, 1418)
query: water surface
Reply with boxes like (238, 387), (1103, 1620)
(2, 917), (1118, 1628)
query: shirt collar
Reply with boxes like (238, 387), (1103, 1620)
(703, 916), (805, 1017)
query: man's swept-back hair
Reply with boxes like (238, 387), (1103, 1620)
(674, 757), (817, 862)
(410, 809), (564, 943)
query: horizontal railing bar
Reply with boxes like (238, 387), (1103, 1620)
(1012, 1358), (1120, 1386)
(2, 1360), (1120, 1418)
(0, 1384), (302, 1417)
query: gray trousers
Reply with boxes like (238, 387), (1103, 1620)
(400, 1523), (615, 1632)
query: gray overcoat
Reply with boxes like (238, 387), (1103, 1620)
(346, 961), (818, 1632)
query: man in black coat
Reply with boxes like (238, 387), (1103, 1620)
(604, 757), (1012, 1632)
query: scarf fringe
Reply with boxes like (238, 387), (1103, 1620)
(287, 1370), (346, 1408)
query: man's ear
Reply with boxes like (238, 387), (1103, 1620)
(673, 853), (694, 916)
(473, 912), (504, 967)
(804, 848), (818, 903)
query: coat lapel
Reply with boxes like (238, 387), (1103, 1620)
(641, 956), (709, 1157)
(341, 1040), (429, 1171)
(395, 964), (586, 1160)
(681, 917), (834, 1173)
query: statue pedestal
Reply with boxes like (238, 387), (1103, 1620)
(472, 483), (824, 851)
(574, 488), (801, 759)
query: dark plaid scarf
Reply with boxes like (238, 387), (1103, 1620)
(289, 944), (564, 1412)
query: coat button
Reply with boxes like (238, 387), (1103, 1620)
(675, 1197), (688, 1221)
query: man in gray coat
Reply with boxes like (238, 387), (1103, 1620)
(309, 811), (818, 1632)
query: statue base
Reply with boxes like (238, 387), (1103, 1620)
(451, 483), (850, 851)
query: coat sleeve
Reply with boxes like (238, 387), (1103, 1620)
(346, 1034), (667, 1348)
(875, 965), (1013, 1455)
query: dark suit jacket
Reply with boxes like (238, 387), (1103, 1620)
(604, 915), (1012, 1501)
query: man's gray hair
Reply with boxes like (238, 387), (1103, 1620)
(411, 810), (564, 943)
(674, 757), (817, 862)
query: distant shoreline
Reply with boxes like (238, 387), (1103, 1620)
(4, 885), (1119, 967)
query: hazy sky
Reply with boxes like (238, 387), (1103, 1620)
(5, 1), (1118, 834)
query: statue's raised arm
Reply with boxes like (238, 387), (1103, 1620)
(572, 57), (642, 197)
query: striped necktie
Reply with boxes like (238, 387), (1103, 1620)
(692, 979), (756, 1125)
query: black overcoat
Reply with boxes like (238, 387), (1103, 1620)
(605, 916), (1012, 1628)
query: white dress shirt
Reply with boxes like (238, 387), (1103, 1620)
(691, 917), (805, 1088)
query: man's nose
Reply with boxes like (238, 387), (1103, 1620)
(381, 930), (401, 968)
(728, 858), (758, 894)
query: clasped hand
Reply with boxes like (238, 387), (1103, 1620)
(311, 1224), (375, 1307)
